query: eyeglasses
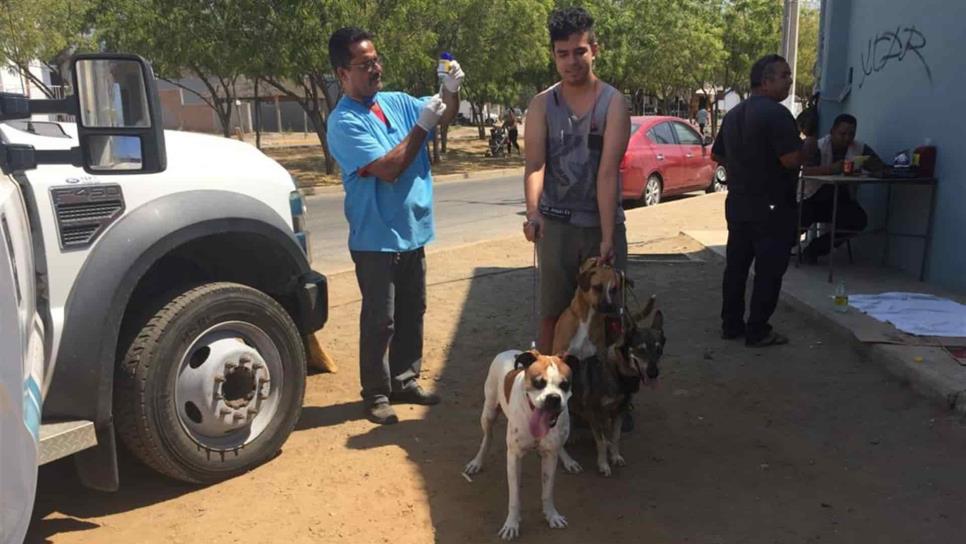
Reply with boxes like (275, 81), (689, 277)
(349, 55), (384, 72)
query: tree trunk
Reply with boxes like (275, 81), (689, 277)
(470, 102), (479, 129)
(711, 96), (719, 136)
(14, 62), (55, 98)
(441, 124), (449, 154)
(262, 76), (337, 174)
(432, 131), (440, 164)
(190, 70), (236, 138)
(305, 110), (335, 174)
(215, 99), (233, 138)
(254, 78), (262, 150)
(475, 101), (486, 139)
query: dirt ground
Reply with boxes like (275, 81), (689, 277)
(29, 195), (966, 544)
(261, 125), (524, 188)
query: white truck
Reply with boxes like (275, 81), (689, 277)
(0, 54), (327, 542)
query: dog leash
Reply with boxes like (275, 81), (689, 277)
(530, 243), (538, 350)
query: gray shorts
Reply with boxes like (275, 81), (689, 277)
(538, 219), (627, 319)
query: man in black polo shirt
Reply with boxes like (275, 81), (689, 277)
(711, 54), (817, 347)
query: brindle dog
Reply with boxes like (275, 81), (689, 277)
(561, 294), (666, 476)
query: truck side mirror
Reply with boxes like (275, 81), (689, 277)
(702, 135), (713, 147)
(72, 54), (166, 174)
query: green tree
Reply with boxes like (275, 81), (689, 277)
(98, 0), (252, 137)
(639, 0), (724, 114)
(247, 0), (443, 171)
(795, 4), (820, 104)
(442, 0), (553, 138)
(0, 0), (96, 97)
(550, 0), (723, 117)
(719, 0), (782, 100)
(243, 0), (346, 172)
(581, 0), (646, 92)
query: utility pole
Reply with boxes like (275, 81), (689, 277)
(780, 0), (800, 112)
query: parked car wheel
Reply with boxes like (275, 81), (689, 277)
(643, 175), (663, 206)
(706, 164), (727, 193)
(114, 282), (306, 484)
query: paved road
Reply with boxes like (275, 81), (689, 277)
(304, 173), (697, 275)
(305, 174), (526, 275)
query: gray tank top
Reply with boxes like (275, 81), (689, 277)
(540, 82), (625, 228)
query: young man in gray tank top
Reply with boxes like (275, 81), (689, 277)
(522, 6), (631, 354)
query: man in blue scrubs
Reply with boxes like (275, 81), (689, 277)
(327, 27), (462, 424)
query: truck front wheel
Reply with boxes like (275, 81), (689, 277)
(114, 282), (306, 483)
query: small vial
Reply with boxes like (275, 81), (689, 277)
(437, 52), (454, 81)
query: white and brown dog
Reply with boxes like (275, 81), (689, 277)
(464, 350), (576, 540)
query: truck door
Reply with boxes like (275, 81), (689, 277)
(0, 173), (44, 544)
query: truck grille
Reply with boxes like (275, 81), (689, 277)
(51, 185), (125, 249)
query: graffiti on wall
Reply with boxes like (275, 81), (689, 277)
(859, 26), (932, 88)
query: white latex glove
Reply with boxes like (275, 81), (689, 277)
(416, 94), (447, 132)
(442, 60), (464, 94)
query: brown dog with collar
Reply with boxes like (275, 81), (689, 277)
(552, 257), (625, 360)
(551, 257), (630, 475)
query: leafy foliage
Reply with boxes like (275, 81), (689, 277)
(4, 0), (808, 164)
(0, 0), (96, 97)
(796, 4), (820, 103)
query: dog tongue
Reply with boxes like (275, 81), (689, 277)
(529, 407), (554, 438)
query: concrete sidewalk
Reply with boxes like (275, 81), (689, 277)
(684, 227), (966, 415)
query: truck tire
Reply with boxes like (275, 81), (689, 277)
(114, 282), (306, 483)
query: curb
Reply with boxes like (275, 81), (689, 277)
(779, 286), (966, 415)
(299, 167), (525, 197)
(681, 229), (966, 416)
(433, 167), (525, 183)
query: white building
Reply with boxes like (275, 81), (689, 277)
(0, 60), (53, 98)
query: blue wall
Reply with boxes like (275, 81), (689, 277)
(818, 0), (964, 291)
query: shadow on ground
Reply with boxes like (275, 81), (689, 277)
(28, 242), (966, 543)
(344, 249), (966, 543)
(28, 454), (198, 543)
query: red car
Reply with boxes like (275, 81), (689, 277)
(620, 115), (726, 206)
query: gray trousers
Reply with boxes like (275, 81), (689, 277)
(351, 247), (426, 404)
(537, 220), (628, 318)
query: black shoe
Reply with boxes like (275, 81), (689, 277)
(721, 328), (745, 340)
(621, 411), (634, 433)
(389, 384), (441, 406)
(745, 331), (790, 347)
(366, 400), (398, 424)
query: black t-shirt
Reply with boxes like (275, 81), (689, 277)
(712, 95), (802, 222)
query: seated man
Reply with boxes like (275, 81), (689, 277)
(800, 114), (879, 263)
